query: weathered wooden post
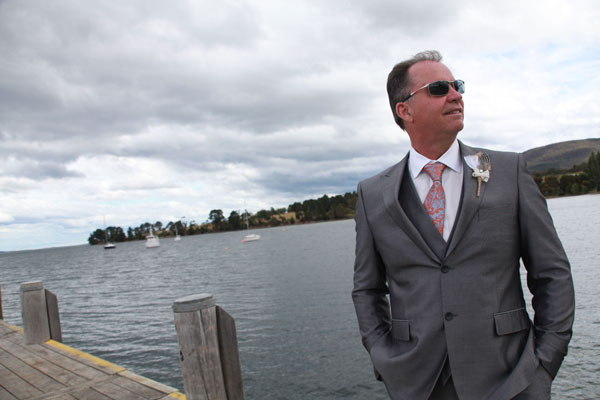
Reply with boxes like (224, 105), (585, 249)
(0, 281), (4, 320)
(215, 305), (244, 400)
(20, 281), (50, 344)
(173, 294), (245, 400)
(20, 281), (62, 344)
(45, 288), (62, 342)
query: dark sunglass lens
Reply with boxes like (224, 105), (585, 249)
(454, 80), (465, 94)
(428, 81), (450, 96)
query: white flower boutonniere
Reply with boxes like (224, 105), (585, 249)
(464, 152), (491, 197)
(472, 169), (490, 182)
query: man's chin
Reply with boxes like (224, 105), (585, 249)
(452, 121), (464, 134)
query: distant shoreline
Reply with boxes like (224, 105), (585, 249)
(3, 193), (597, 254)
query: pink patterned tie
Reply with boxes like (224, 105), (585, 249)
(423, 162), (447, 235)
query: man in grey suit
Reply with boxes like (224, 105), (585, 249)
(352, 50), (575, 400)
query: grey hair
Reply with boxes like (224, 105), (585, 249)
(386, 50), (443, 130)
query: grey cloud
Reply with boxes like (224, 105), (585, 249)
(0, 0), (402, 192)
(256, 169), (360, 200)
(360, 1), (460, 32)
(0, 0), (383, 183)
(109, 181), (179, 192)
(0, 0), (265, 138)
(3, 158), (83, 180)
(314, 0), (464, 39)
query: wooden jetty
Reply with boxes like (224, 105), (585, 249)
(0, 320), (185, 399)
(0, 281), (245, 400)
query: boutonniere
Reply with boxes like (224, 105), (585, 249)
(464, 152), (491, 197)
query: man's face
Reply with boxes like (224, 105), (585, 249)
(404, 61), (464, 139)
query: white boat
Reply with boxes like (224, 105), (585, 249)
(242, 210), (260, 243)
(103, 217), (116, 249)
(242, 233), (261, 243)
(145, 226), (160, 248)
(174, 225), (181, 241)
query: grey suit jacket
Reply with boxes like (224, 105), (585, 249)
(352, 141), (575, 400)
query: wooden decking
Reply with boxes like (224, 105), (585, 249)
(0, 320), (185, 400)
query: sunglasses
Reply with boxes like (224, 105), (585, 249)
(401, 80), (465, 102)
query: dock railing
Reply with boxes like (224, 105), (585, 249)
(14, 281), (245, 400)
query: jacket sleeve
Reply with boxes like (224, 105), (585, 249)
(351, 182), (391, 353)
(517, 153), (575, 377)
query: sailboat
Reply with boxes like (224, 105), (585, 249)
(145, 226), (160, 248)
(242, 211), (260, 243)
(174, 225), (181, 241)
(103, 217), (116, 249)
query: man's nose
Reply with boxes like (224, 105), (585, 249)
(447, 85), (462, 101)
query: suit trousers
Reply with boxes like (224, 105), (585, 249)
(429, 376), (459, 400)
(428, 365), (551, 400)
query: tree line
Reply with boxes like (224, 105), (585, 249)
(533, 151), (600, 197)
(88, 192), (357, 245)
(89, 152), (599, 245)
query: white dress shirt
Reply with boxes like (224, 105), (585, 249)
(408, 139), (463, 241)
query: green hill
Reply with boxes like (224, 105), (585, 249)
(523, 138), (600, 173)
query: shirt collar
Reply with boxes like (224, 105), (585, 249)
(408, 139), (462, 179)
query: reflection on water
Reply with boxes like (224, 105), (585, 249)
(1, 194), (598, 399)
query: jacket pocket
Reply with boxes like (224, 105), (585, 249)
(391, 319), (410, 341)
(494, 308), (531, 336)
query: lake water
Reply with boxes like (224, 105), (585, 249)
(1, 194), (598, 399)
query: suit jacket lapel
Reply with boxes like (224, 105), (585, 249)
(445, 142), (486, 257)
(381, 155), (441, 262)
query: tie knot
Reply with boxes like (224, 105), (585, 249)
(423, 162), (446, 181)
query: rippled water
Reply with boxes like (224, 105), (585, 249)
(1, 194), (598, 399)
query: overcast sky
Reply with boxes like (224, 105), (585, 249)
(1, 0), (599, 251)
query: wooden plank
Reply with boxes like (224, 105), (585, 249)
(199, 306), (226, 400)
(174, 310), (209, 400)
(0, 322), (23, 337)
(216, 306), (245, 400)
(0, 338), (88, 388)
(108, 375), (166, 400)
(117, 370), (182, 397)
(0, 385), (18, 400)
(0, 360), (43, 400)
(91, 380), (151, 400)
(1, 331), (113, 382)
(42, 340), (124, 376)
(67, 386), (114, 400)
(0, 328), (12, 339)
(33, 343), (113, 381)
(45, 290), (62, 343)
(43, 394), (79, 400)
(0, 333), (20, 350)
(0, 282), (4, 320)
(0, 347), (65, 394)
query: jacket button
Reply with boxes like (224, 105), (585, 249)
(445, 312), (454, 321)
(441, 265), (450, 273)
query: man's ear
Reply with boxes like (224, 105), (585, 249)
(395, 102), (413, 124)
